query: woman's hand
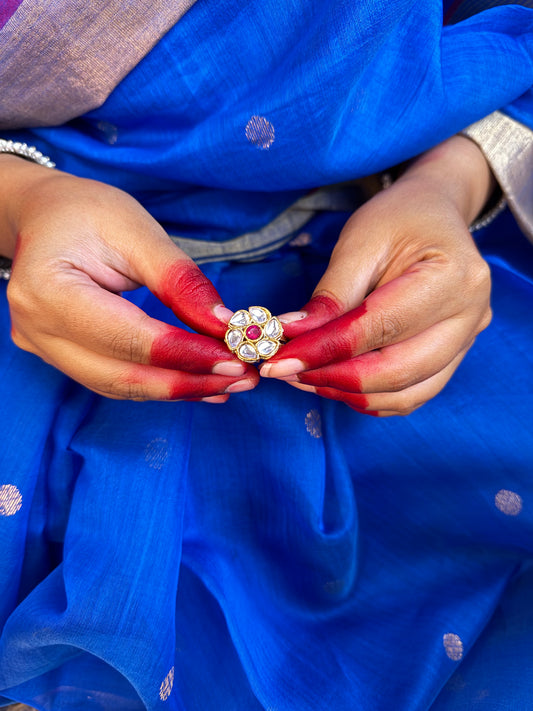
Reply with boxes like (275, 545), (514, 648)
(1, 157), (258, 401)
(260, 136), (495, 416)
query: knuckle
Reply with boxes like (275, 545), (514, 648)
(109, 327), (146, 363)
(6, 278), (33, 316)
(10, 326), (31, 352)
(94, 375), (149, 401)
(370, 310), (405, 349)
(465, 256), (491, 296)
(478, 306), (493, 333)
(383, 360), (417, 392)
(395, 405), (418, 417)
(327, 330), (353, 362)
(388, 391), (423, 415)
(121, 381), (149, 401)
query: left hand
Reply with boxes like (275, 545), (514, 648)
(260, 136), (495, 416)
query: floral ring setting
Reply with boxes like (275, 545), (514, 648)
(225, 306), (284, 363)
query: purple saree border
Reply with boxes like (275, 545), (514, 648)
(0, 0), (24, 30)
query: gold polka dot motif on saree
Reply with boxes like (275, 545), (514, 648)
(0, 484), (23, 516)
(305, 409), (322, 439)
(159, 666), (175, 702)
(144, 437), (169, 470)
(494, 489), (523, 516)
(443, 633), (464, 661)
(245, 115), (275, 149)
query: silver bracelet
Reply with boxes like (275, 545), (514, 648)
(0, 139), (55, 168)
(0, 140), (56, 281)
(469, 193), (507, 232)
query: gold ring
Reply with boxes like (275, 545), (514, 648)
(225, 306), (284, 363)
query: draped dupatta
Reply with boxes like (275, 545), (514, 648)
(0, 0), (197, 129)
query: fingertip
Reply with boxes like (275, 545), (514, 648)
(287, 381), (317, 394)
(202, 394), (230, 404)
(225, 378), (257, 394)
(260, 358), (305, 378)
(212, 360), (247, 376)
(280, 294), (344, 338)
(213, 303), (234, 323)
(278, 311), (307, 324)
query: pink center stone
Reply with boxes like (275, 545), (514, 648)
(246, 325), (262, 340)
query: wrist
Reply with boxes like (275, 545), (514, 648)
(0, 154), (58, 258)
(399, 135), (496, 225)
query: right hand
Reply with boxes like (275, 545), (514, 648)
(2, 158), (258, 401)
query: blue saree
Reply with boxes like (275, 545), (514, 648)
(1, 0), (533, 709)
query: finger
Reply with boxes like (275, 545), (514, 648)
(305, 348), (469, 416)
(201, 394), (231, 404)
(14, 277), (247, 376)
(128, 232), (233, 338)
(262, 262), (479, 378)
(150, 259), (233, 339)
(279, 294), (344, 339)
(288, 318), (480, 394)
(16, 335), (259, 401)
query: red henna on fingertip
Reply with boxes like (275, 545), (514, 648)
(150, 326), (232, 373)
(315, 386), (370, 411)
(153, 261), (227, 337)
(281, 294), (344, 339)
(269, 301), (368, 369)
(349, 407), (380, 417)
(298, 362), (364, 393)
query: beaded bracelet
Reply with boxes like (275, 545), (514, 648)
(0, 140), (56, 280)
(0, 139), (55, 168)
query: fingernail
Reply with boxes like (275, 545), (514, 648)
(202, 395), (229, 403)
(279, 311), (307, 324)
(214, 304), (234, 323)
(260, 358), (305, 378)
(212, 361), (246, 376)
(288, 382), (316, 394)
(225, 379), (256, 394)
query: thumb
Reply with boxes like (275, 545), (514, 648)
(152, 258), (232, 339)
(129, 229), (232, 339)
(280, 212), (381, 339)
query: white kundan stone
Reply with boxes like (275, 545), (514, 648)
(229, 310), (250, 327)
(227, 329), (243, 350)
(257, 339), (277, 356)
(265, 318), (282, 338)
(238, 343), (258, 360)
(249, 306), (268, 324)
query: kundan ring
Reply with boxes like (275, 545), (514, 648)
(225, 306), (284, 363)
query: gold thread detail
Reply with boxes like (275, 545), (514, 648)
(305, 409), (322, 439)
(245, 116), (275, 149)
(0, 484), (23, 517)
(144, 438), (169, 470)
(443, 633), (464, 661)
(159, 666), (175, 702)
(495, 489), (523, 516)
